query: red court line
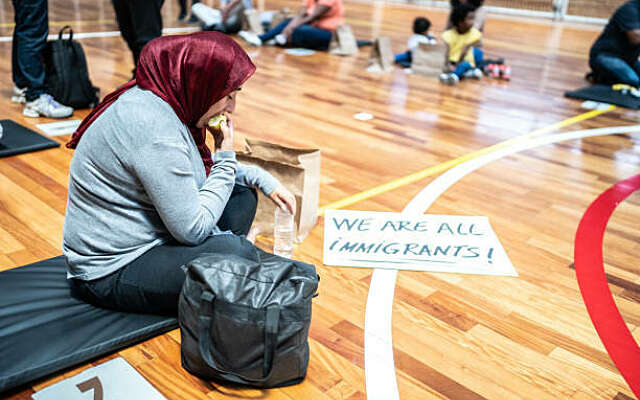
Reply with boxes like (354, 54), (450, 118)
(574, 174), (640, 398)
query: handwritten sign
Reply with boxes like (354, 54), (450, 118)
(323, 210), (516, 276)
(32, 358), (166, 400)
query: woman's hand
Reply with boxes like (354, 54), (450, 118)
(269, 185), (296, 215)
(212, 115), (234, 151)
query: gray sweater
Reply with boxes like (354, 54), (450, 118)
(63, 86), (278, 280)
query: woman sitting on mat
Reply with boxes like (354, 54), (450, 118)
(588, 0), (640, 87)
(63, 32), (296, 315)
(238, 0), (343, 50)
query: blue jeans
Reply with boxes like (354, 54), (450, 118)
(260, 18), (333, 50)
(394, 50), (412, 64)
(589, 52), (640, 87)
(11, 0), (48, 101)
(453, 47), (484, 78)
(70, 185), (259, 315)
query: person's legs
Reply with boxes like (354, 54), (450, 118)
(129, 0), (164, 70)
(216, 184), (258, 236)
(590, 52), (640, 87)
(258, 19), (291, 42)
(453, 61), (472, 78)
(473, 47), (483, 68)
(394, 50), (412, 64)
(70, 184), (260, 315)
(177, 0), (187, 20)
(290, 25), (332, 50)
(633, 60), (640, 87)
(11, 0), (48, 102)
(70, 234), (261, 315)
(111, 0), (137, 64)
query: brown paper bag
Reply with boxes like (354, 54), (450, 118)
(329, 25), (358, 56)
(411, 43), (446, 77)
(237, 139), (321, 243)
(270, 7), (293, 29)
(242, 9), (264, 34)
(366, 36), (394, 73)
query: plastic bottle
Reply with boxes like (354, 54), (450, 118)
(273, 207), (294, 258)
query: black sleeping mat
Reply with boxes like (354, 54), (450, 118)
(0, 119), (60, 157)
(0, 256), (178, 393)
(565, 84), (640, 109)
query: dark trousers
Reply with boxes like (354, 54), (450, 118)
(11, 0), (48, 101)
(177, 0), (200, 17)
(70, 185), (259, 315)
(259, 19), (333, 51)
(111, 0), (164, 76)
(590, 52), (640, 87)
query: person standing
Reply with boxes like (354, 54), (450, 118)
(111, 0), (165, 78)
(10, 0), (73, 118)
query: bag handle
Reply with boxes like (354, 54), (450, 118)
(197, 291), (280, 384)
(58, 25), (73, 42)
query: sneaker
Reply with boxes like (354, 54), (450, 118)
(264, 39), (276, 46)
(23, 94), (73, 118)
(11, 86), (26, 104)
(439, 73), (459, 85)
(275, 34), (287, 46)
(238, 30), (262, 46)
(463, 68), (482, 79)
(486, 64), (500, 78)
(499, 65), (511, 81)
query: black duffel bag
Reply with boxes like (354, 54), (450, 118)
(44, 26), (99, 109)
(179, 251), (318, 388)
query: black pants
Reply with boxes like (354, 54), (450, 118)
(70, 185), (259, 315)
(11, 0), (48, 101)
(111, 0), (164, 77)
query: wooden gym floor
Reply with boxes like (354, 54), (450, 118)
(0, 0), (639, 399)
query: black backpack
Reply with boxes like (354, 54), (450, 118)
(44, 26), (99, 109)
(179, 251), (318, 388)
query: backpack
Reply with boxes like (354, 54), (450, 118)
(44, 26), (99, 109)
(179, 251), (318, 388)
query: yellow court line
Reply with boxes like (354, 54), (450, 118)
(318, 105), (616, 216)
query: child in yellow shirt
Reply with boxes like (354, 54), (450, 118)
(440, 3), (483, 85)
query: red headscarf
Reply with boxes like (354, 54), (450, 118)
(66, 31), (256, 175)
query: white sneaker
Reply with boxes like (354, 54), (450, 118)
(275, 34), (287, 46)
(11, 86), (26, 104)
(23, 94), (73, 118)
(439, 73), (459, 85)
(463, 68), (483, 79)
(238, 30), (262, 46)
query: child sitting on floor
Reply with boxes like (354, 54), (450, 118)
(394, 17), (437, 67)
(439, 3), (483, 85)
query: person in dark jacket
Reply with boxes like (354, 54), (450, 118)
(589, 0), (640, 86)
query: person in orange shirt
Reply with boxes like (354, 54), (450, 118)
(239, 0), (344, 50)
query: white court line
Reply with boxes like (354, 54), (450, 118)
(0, 27), (199, 43)
(364, 124), (640, 399)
